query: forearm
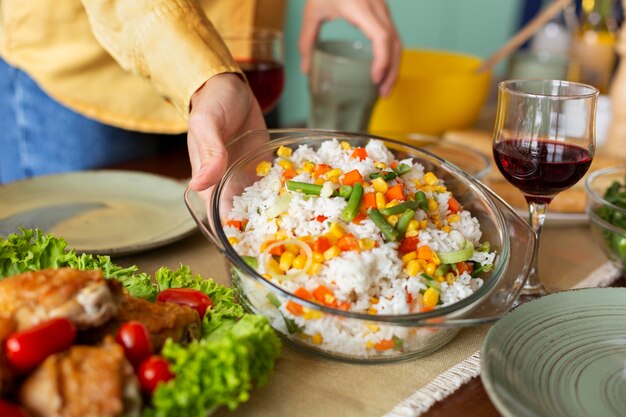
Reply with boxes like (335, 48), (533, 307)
(80, 0), (242, 116)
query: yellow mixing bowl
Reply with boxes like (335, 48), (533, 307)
(369, 49), (491, 136)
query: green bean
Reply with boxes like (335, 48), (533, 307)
(394, 163), (412, 176)
(395, 208), (415, 237)
(415, 190), (429, 211)
(339, 185), (353, 199)
(369, 209), (400, 241)
(341, 182), (363, 222)
(286, 181), (322, 195)
(379, 201), (419, 216)
(242, 256), (258, 270)
(434, 263), (450, 277)
(369, 171), (397, 181)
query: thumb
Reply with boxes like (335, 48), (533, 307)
(187, 124), (229, 192)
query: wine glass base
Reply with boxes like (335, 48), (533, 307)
(515, 284), (548, 306)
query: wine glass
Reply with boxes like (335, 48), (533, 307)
(221, 29), (285, 114)
(492, 79), (598, 298)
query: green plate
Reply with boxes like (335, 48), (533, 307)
(481, 288), (626, 417)
(0, 171), (198, 256)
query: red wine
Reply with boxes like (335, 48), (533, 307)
(237, 59), (284, 113)
(493, 139), (593, 204)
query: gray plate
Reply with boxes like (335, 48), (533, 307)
(0, 171), (199, 256)
(481, 288), (626, 417)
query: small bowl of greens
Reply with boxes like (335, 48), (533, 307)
(585, 166), (626, 274)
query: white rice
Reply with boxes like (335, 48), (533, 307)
(227, 139), (496, 357)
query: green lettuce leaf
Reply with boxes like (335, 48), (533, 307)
(0, 229), (281, 416)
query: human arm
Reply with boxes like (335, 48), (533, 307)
(299, 0), (402, 96)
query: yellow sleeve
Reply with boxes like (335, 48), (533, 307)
(80, 0), (242, 117)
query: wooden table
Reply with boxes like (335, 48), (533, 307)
(111, 146), (626, 417)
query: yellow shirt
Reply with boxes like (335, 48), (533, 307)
(0, 0), (285, 134)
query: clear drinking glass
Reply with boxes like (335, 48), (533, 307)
(492, 80), (598, 297)
(221, 29), (285, 114)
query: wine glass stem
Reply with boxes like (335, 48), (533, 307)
(525, 201), (548, 296)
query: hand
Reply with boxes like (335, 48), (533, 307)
(187, 73), (266, 192)
(299, 0), (402, 97)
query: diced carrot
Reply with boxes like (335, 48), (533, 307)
(313, 285), (337, 306)
(294, 287), (313, 300)
(398, 237), (420, 254)
(351, 147), (368, 161)
(448, 196), (461, 214)
(282, 168), (296, 179)
(225, 220), (243, 230)
(374, 338), (395, 352)
(270, 245), (284, 256)
(390, 161), (398, 169)
(286, 301), (303, 316)
(315, 215), (328, 222)
(421, 306), (434, 313)
(336, 301), (351, 310)
(361, 192), (377, 210)
(341, 169), (364, 186)
(313, 163), (331, 177)
(385, 184), (405, 202)
(455, 261), (474, 276)
(406, 291), (413, 304)
(313, 236), (331, 253)
(351, 212), (366, 224)
(337, 233), (359, 251)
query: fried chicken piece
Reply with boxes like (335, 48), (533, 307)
(19, 338), (141, 417)
(0, 268), (123, 330)
(0, 314), (16, 396)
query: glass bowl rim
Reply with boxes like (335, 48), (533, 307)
(498, 79), (599, 100)
(209, 129), (511, 324)
(585, 165), (626, 225)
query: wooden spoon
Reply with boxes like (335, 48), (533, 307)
(476, 0), (573, 74)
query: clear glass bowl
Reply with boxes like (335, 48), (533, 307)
(185, 129), (535, 363)
(585, 166), (626, 273)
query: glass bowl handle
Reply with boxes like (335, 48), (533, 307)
(183, 187), (226, 253)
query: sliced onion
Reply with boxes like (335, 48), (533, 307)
(437, 240), (474, 264)
(265, 193), (292, 218)
(260, 238), (313, 281)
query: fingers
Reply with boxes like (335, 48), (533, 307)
(299, 1), (324, 74)
(187, 116), (229, 192)
(365, 0), (402, 96)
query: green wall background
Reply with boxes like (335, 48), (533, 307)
(279, 0), (523, 125)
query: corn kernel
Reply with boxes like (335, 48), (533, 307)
(279, 252), (295, 271)
(292, 254), (307, 269)
(302, 161), (315, 173)
(434, 185), (447, 193)
(407, 219), (420, 233)
(366, 323), (380, 333)
(325, 233), (338, 245)
(426, 262), (436, 275)
(311, 333), (323, 345)
(412, 179), (423, 188)
(326, 168), (342, 179)
(419, 220), (428, 230)
(385, 200), (400, 209)
(442, 225), (451, 233)
(323, 245), (341, 260)
(437, 275), (445, 282)
(329, 222), (346, 239)
(420, 185), (434, 193)
(405, 259), (422, 276)
(284, 243), (300, 254)
(374, 161), (387, 169)
(277, 145), (292, 157)
(314, 178), (325, 185)
(276, 216), (283, 226)
(402, 251), (417, 264)
(405, 230), (419, 238)
(434, 220), (442, 229)
(417, 246), (433, 260)
(268, 257), (283, 275)
(432, 252), (441, 266)
(368, 307), (378, 315)
(312, 252), (324, 263)
(256, 161), (272, 176)
(423, 287), (440, 308)
(358, 238), (376, 251)
(417, 259), (428, 269)
(447, 214), (461, 223)
(445, 272), (457, 284)
(370, 297), (380, 305)
(375, 192), (387, 210)
(423, 172), (438, 186)
(276, 230), (288, 241)
(387, 214), (399, 227)
(340, 141), (351, 150)
(372, 177), (389, 193)
(277, 159), (293, 171)
(307, 262), (322, 275)
(227, 236), (239, 246)
(303, 308), (323, 320)
(366, 340), (376, 349)
(261, 273), (272, 280)
(427, 198), (439, 212)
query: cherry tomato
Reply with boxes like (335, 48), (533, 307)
(115, 321), (152, 368)
(156, 288), (213, 318)
(138, 355), (174, 395)
(3, 317), (76, 374)
(0, 400), (29, 417)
